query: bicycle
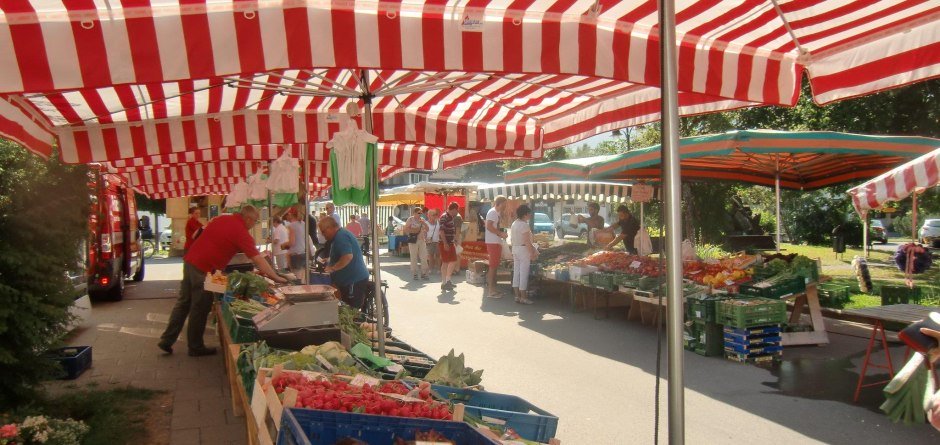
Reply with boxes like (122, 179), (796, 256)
(141, 238), (156, 259)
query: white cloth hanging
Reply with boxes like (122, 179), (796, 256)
(247, 171), (268, 200)
(267, 151), (300, 193)
(327, 121), (378, 190)
(225, 181), (249, 208)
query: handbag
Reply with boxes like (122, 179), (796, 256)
(455, 243), (464, 256)
(406, 233), (418, 244)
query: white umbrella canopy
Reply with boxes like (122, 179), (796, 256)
(1, 1), (935, 163)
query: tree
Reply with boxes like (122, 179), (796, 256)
(502, 147), (568, 172)
(0, 140), (90, 408)
(135, 193), (166, 214)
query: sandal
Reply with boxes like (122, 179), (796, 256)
(486, 293), (504, 299)
(515, 298), (534, 305)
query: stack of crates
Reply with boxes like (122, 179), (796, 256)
(817, 283), (850, 309)
(683, 295), (728, 357)
(717, 298), (786, 365)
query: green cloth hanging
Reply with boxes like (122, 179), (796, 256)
(272, 192), (298, 208)
(330, 142), (374, 206)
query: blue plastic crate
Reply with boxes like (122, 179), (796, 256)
(430, 385), (558, 443)
(307, 272), (332, 285)
(723, 332), (783, 345)
(277, 407), (499, 445)
(47, 346), (92, 380)
(723, 342), (783, 355)
(723, 325), (781, 337)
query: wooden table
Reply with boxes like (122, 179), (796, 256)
(842, 304), (938, 402)
(779, 283), (830, 347)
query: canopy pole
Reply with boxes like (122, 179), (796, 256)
(659, 1), (685, 443)
(362, 70), (387, 357)
(775, 172), (782, 253)
(863, 216), (869, 258)
(303, 143), (310, 284)
(912, 192), (919, 242)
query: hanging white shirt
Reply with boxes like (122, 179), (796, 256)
(328, 126), (378, 190)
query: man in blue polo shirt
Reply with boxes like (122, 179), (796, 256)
(318, 216), (369, 310)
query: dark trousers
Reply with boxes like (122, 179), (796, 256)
(159, 261), (213, 351)
(337, 279), (369, 311)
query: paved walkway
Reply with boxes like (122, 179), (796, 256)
(56, 257), (246, 445)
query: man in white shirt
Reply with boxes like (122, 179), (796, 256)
(484, 196), (509, 298)
(271, 217), (289, 271)
(326, 202), (341, 225)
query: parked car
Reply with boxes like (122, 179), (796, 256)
(88, 169), (144, 301)
(556, 213), (588, 239)
(919, 219), (940, 248)
(532, 213), (554, 236)
(870, 220), (888, 244)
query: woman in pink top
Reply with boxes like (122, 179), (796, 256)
(346, 214), (363, 237)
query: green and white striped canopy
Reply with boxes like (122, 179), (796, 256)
(477, 181), (638, 203)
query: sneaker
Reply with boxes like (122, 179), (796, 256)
(486, 293), (503, 299)
(421, 275), (429, 280)
(515, 298), (535, 305)
(445, 281), (455, 290)
(413, 274), (419, 280)
(188, 347), (217, 357)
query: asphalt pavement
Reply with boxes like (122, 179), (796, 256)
(377, 255), (940, 444)
(79, 253), (940, 444)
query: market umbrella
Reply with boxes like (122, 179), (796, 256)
(582, 130), (940, 251)
(504, 156), (618, 183)
(1, 2), (939, 440)
(847, 147), (940, 250)
(477, 181), (635, 204)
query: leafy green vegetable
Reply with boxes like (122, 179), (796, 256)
(424, 349), (484, 388)
(764, 259), (790, 276)
(339, 306), (369, 345)
(226, 271), (270, 298)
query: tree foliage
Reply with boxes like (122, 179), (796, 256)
(0, 141), (90, 408)
(135, 193), (166, 214)
(501, 147), (568, 175)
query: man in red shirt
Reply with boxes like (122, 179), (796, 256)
(184, 206), (203, 253)
(158, 206), (286, 356)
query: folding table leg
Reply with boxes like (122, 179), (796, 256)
(853, 321), (896, 402)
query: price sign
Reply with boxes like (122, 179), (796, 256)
(350, 374), (381, 388)
(631, 184), (654, 203)
(630, 261), (642, 269)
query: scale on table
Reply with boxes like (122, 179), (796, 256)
(252, 285), (342, 350)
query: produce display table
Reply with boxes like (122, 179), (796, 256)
(779, 283), (830, 347)
(212, 302), (262, 445)
(843, 304), (937, 402)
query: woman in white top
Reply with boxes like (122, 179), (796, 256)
(271, 217), (289, 271)
(510, 205), (538, 305)
(405, 206), (430, 280)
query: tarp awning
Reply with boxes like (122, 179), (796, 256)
(478, 181), (635, 203)
(847, 147), (940, 214)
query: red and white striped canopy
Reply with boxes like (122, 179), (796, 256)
(0, 1), (937, 196)
(848, 147), (940, 215)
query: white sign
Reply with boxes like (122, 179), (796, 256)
(632, 184), (654, 203)
(630, 261), (641, 269)
(349, 374), (381, 388)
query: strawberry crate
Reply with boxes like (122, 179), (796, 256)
(738, 276), (806, 299)
(429, 385), (558, 443)
(717, 298), (787, 328)
(278, 407), (499, 445)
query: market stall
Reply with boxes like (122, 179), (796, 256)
(206, 270), (560, 445)
(2, 2), (938, 442)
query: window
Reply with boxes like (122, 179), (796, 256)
(408, 173), (430, 183)
(535, 213), (550, 223)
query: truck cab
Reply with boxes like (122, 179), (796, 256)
(88, 170), (144, 300)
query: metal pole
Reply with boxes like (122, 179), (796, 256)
(659, 1), (685, 443)
(775, 172), (782, 253)
(303, 143), (310, 284)
(361, 70), (387, 357)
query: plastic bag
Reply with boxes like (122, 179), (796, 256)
(247, 172), (268, 200)
(225, 181), (249, 209)
(500, 238), (512, 260)
(681, 239), (697, 261)
(635, 230), (653, 256)
(267, 152), (300, 193)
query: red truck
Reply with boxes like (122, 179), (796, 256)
(87, 169), (144, 300)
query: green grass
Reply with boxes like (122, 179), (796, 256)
(6, 386), (161, 445)
(779, 242), (940, 309)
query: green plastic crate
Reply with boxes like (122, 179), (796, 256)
(817, 283), (850, 308)
(717, 298), (787, 328)
(880, 285), (922, 305)
(738, 276), (806, 299)
(591, 272), (617, 290)
(230, 317), (259, 344)
(686, 295), (732, 323)
(580, 273), (594, 286)
(691, 321), (724, 357)
(220, 301), (237, 332)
